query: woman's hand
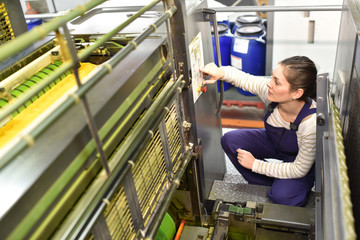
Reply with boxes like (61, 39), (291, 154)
(200, 62), (225, 84)
(237, 149), (255, 170)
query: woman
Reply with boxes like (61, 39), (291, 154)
(200, 56), (317, 206)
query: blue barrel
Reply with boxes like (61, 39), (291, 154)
(26, 19), (43, 31)
(231, 25), (266, 96)
(218, 19), (230, 28)
(232, 15), (264, 34)
(211, 22), (233, 92)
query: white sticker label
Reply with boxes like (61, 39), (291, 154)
(233, 38), (249, 54)
(189, 32), (205, 103)
(231, 55), (242, 70)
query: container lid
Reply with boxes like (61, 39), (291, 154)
(211, 22), (229, 35)
(236, 25), (263, 36)
(26, 18), (42, 24)
(236, 15), (262, 25)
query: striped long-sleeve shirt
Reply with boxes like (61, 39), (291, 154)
(221, 66), (316, 179)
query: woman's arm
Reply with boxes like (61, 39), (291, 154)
(200, 63), (270, 101)
(250, 120), (316, 179)
(221, 66), (269, 100)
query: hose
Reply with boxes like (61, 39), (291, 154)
(174, 219), (186, 240)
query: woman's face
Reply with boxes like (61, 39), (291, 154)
(267, 64), (296, 103)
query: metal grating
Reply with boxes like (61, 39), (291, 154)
(0, 3), (14, 45)
(104, 185), (136, 239)
(132, 129), (168, 225)
(165, 104), (182, 173)
(343, 72), (360, 237)
(132, 103), (183, 225)
(95, 102), (183, 238)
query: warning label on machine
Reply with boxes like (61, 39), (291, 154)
(189, 32), (204, 103)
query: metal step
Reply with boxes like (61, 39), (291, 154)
(209, 179), (271, 204)
(209, 179), (316, 208)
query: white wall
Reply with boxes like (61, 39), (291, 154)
(272, 0), (342, 78)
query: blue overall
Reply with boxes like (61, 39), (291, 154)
(221, 101), (316, 206)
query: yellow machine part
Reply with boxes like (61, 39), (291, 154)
(0, 3), (14, 45)
(0, 62), (96, 148)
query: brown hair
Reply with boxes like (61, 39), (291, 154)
(279, 56), (317, 103)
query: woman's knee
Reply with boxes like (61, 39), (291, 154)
(268, 186), (308, 206)
(220, 133), (229, 150)
(221, 130), (245, 151)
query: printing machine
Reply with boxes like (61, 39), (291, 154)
(0, 0), (358, 239)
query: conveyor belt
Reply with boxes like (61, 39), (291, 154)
(0, 62), (96, 148)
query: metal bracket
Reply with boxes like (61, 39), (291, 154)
(178, 61), (184, 76)
(211, 211), (230, 240)
(317, 113), (326, 126)
(159, 119), (173, 172)
(201, 8), (216, 22)
(182, 120), (192, 131)
(123, 172), (144, 232)
(91, 214), (112, 240)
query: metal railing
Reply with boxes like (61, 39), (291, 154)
(212, 5), (342, 13)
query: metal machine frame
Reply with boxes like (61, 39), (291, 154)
(0, 0), (226, 238)
(0, 0), (359, 239)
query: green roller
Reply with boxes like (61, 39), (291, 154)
(48, 60), (62, 69)
(46, 65), (58, 71)
(35, 71), (47, 78)
(24, 100), (32, 107)
(29, 75), (42, 83)
(16, 85), (30, 93)
(0, 61), (69, 116)
(31, 95), (39, 103)
(10, 89), (22, 98)
(23, 80), (37, 88)
(36, 89), (45, 98)
(0, 99), (8, 108)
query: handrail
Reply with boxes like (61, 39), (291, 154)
(212, 5), (342, 13)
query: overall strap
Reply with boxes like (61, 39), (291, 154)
(264, 102), (278, 121)
(264, 100), (316, 131)
(291, 100), (316, 131)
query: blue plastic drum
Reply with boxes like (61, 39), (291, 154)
(218, 19), (230, 29)
(26, 19), (43, 31)
(232, 15), (264, 34)
(231, 25), (266, 96)
(211, 22), (233, 92)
